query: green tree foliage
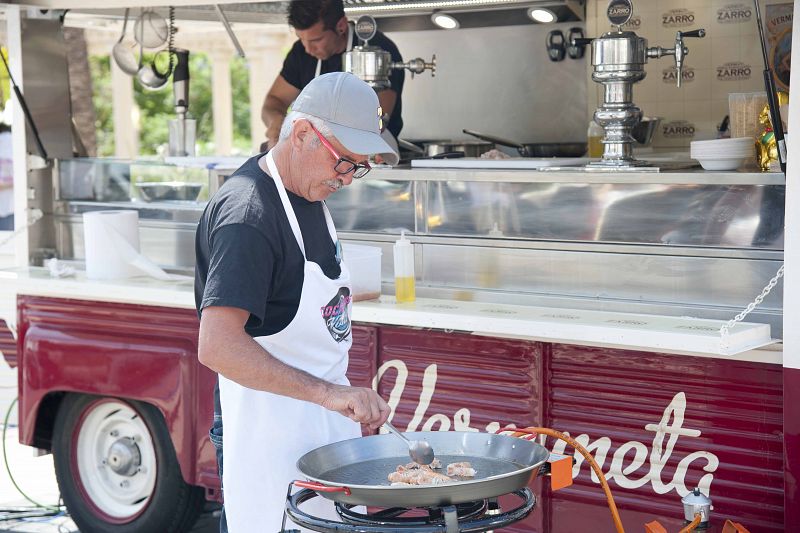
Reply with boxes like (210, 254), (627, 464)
(0, 48), (11, 113)
(89, 56), (115, 156)
(231, 57), (252, 153)
(91, 50), (252, 157)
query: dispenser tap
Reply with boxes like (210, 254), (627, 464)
(673, 29), (705, 87)
(345, 15), (437, 88)
(391, 55), (436, 78)
(647, 29), (705, 87)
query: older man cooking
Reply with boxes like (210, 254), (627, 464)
(195, 72), (395, 531)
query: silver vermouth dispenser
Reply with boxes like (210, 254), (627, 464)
(585, 0), (704, 168)
(343, 16), (436, 91)
(168, 49), (196, 157)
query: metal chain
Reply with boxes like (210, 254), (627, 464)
(0, 222), (30, 249)
(0, 209), (43, 249)
(720, 264), (784, 338)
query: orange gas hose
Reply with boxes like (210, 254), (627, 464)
(501, 426), (625, 533)
(678, 513), (703, 533)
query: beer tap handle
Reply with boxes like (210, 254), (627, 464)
(648, 29), (705, 87)
(392, 55), (436, 77)
(567, 27), (592, 60)
(679, 29), (706, 39)
(673, 28), (705, 88)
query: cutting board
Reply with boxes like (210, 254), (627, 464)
(411, 157), (590, 169)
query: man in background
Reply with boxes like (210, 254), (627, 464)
(261, 0), (404, 152)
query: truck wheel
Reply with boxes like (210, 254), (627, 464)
(52, 395), (204, 532)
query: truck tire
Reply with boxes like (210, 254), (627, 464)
(52, 394), (204, 532)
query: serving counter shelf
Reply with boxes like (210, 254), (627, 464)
(46, 158), (786, 340)
(370, 166), (784, 184)
(0, 267), (779, 361)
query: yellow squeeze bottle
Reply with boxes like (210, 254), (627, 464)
(588, 120), (604, 158)
(393, 231), (416, 303)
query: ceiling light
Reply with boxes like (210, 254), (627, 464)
(346, 0), (519, 14)
(431, 12), (459, 29)
(528, 7), (556, 23)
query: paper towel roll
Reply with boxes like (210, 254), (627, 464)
(83, 210), (192, 281)
(83, 210), (141, 280)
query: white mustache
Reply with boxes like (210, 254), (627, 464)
(323, 179), (344, 190)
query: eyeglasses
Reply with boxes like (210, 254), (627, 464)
(308, 122), (371, 179)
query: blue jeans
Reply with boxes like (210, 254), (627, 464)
(210, 379), (227, 533)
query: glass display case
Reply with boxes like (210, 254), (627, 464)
(53, 157), (245, 274)
(56, 157), (240, 204)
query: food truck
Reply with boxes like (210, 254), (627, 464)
(0, 0), (797, 531)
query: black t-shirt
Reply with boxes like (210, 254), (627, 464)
(194, 155), (340, 337)
(280, 31), (405, 138)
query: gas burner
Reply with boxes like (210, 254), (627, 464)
(280, 487), (535, 533)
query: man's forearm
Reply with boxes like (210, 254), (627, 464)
(198, 306), (390, 428)
(200, 327), (330, 406)
(263, 97), (289, 143)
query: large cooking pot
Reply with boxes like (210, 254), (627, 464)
(464, 129), (587, 158)
(294, 430), (550, 508)
(423, 140), (495, 158)
(400, 139), (495, 158)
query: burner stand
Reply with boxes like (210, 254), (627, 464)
(281, 487), (536, 533)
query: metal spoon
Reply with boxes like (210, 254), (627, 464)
(383, 421), (435, 466)
(112, 9), (139, 75)
(135, 26), (168, 90)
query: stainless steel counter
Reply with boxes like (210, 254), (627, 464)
(367, 166), (785, 184)
(46, 159), (787, 338)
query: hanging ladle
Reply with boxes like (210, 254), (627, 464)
(112, 9), (139, 75)
(135, 11), (170, 91)
(383, 421), (435, 466)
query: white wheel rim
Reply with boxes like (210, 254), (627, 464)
(75, 400), (157, 520)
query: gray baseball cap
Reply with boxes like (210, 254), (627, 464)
(292, 72), (399, 166)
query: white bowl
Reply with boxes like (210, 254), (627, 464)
(696, 157), (746, 171)
(691, 148), (754, 158)
(691, 137), (753, 147)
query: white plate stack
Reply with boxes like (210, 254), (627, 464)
(690, 137), (754, 171)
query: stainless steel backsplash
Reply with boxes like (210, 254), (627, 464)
(385, 23), (589, 143)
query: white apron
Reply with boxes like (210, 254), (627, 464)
(219, 151), (361, 532)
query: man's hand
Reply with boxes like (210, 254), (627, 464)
(320, 384), (390, 430)
(262, 75), (300, 153)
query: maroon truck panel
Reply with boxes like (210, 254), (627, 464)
(17, 295), (213, 487)
(784, 366), (800, 530)
(0, 319), (16, 368)
(15, 297), (795, 531)
(376, 326), (544, 531)
(16, 297), (381, 493)
(546, 344), (784, 532)
(347, 325), (379, 436)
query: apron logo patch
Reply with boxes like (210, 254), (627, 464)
(321, 287), (352, 342)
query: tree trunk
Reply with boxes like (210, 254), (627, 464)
(63, 28), (97, 157)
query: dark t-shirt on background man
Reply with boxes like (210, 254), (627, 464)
(279, 31), (405, 138)
(194, 155), (340, 335)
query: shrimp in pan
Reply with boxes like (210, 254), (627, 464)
(446, 462), (477, 478)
